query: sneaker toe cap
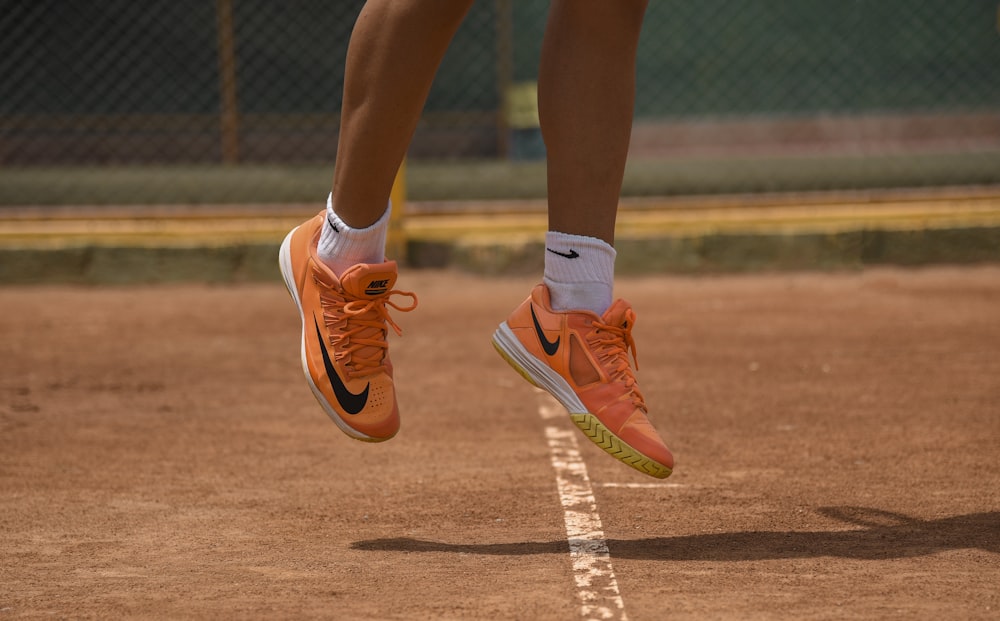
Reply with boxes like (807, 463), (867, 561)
(620, 412), (674, 470)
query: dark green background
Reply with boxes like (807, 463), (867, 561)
(3, 0), (998, 118)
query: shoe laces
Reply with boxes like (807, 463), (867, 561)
(591, 308), (646, 409)
(319, 285), (418, 378)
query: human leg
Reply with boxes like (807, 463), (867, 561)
(318, 0), (475, 276)
(331, 0), (475, 229)
(539, 0), (648, 245)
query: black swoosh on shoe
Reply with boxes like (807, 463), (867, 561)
(314, 316), (370, 415)
(530, 304), (560, 356)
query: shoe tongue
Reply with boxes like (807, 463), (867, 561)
(338, 261), (398, 299)
(601, 299), (634, 327)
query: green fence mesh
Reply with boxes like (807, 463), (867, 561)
(2, 0), (999, 206)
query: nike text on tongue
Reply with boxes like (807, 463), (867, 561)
(365, 279), (390, 295)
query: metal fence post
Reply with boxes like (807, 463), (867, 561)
(216, 0), (241, 165)
(495, 0), (514, 159)
(387, 158), (408, 263)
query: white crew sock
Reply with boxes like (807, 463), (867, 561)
(542, 231), (616, 315)
(317, 193), (391, 276)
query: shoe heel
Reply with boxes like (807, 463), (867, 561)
(278, 227), (302, 311)
(492, 338), (542, 389)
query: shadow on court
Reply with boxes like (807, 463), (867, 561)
(351, 508), (1000, 561)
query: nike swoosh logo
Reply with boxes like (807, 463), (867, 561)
(314, 316), (369, 415)
(530, 304), (560, 356)
(546, 248), (579, 259)
(327, 214), (340, 233)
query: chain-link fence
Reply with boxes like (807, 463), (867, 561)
(2, 0), (999, 207)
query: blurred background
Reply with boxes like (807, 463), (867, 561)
(1, 0), (999, 208)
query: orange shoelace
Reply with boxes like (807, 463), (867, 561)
(320, 288), (418, 378)
(590, 309), (646, 409)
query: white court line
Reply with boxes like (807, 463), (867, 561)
(541, 391), (630, 621)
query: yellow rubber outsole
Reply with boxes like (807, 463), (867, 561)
(492, 340), (672, 479)
(569, 413), (672, 479)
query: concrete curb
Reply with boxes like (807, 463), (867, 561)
(3, 190), (1000, 284)
(2, 226), (998, 286)
(411, 226), (1000, 276)
(0, 244), (280, 285)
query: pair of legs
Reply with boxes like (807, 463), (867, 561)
(279, 0), (673, 478)
(332, 0), (647, 245)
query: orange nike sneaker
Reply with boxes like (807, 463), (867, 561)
(492, 284), (673, 478)
(278, 212), (417, 442)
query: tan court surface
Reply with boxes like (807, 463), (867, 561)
(2, 266), (998, 619)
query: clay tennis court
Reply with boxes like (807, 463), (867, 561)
(2, 265), (998, 619)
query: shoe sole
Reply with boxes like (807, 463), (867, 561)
(278, 228), (385, 443)
(492, 322), (672, 479)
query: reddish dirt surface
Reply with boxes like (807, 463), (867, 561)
(2, 266), (999, 620)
